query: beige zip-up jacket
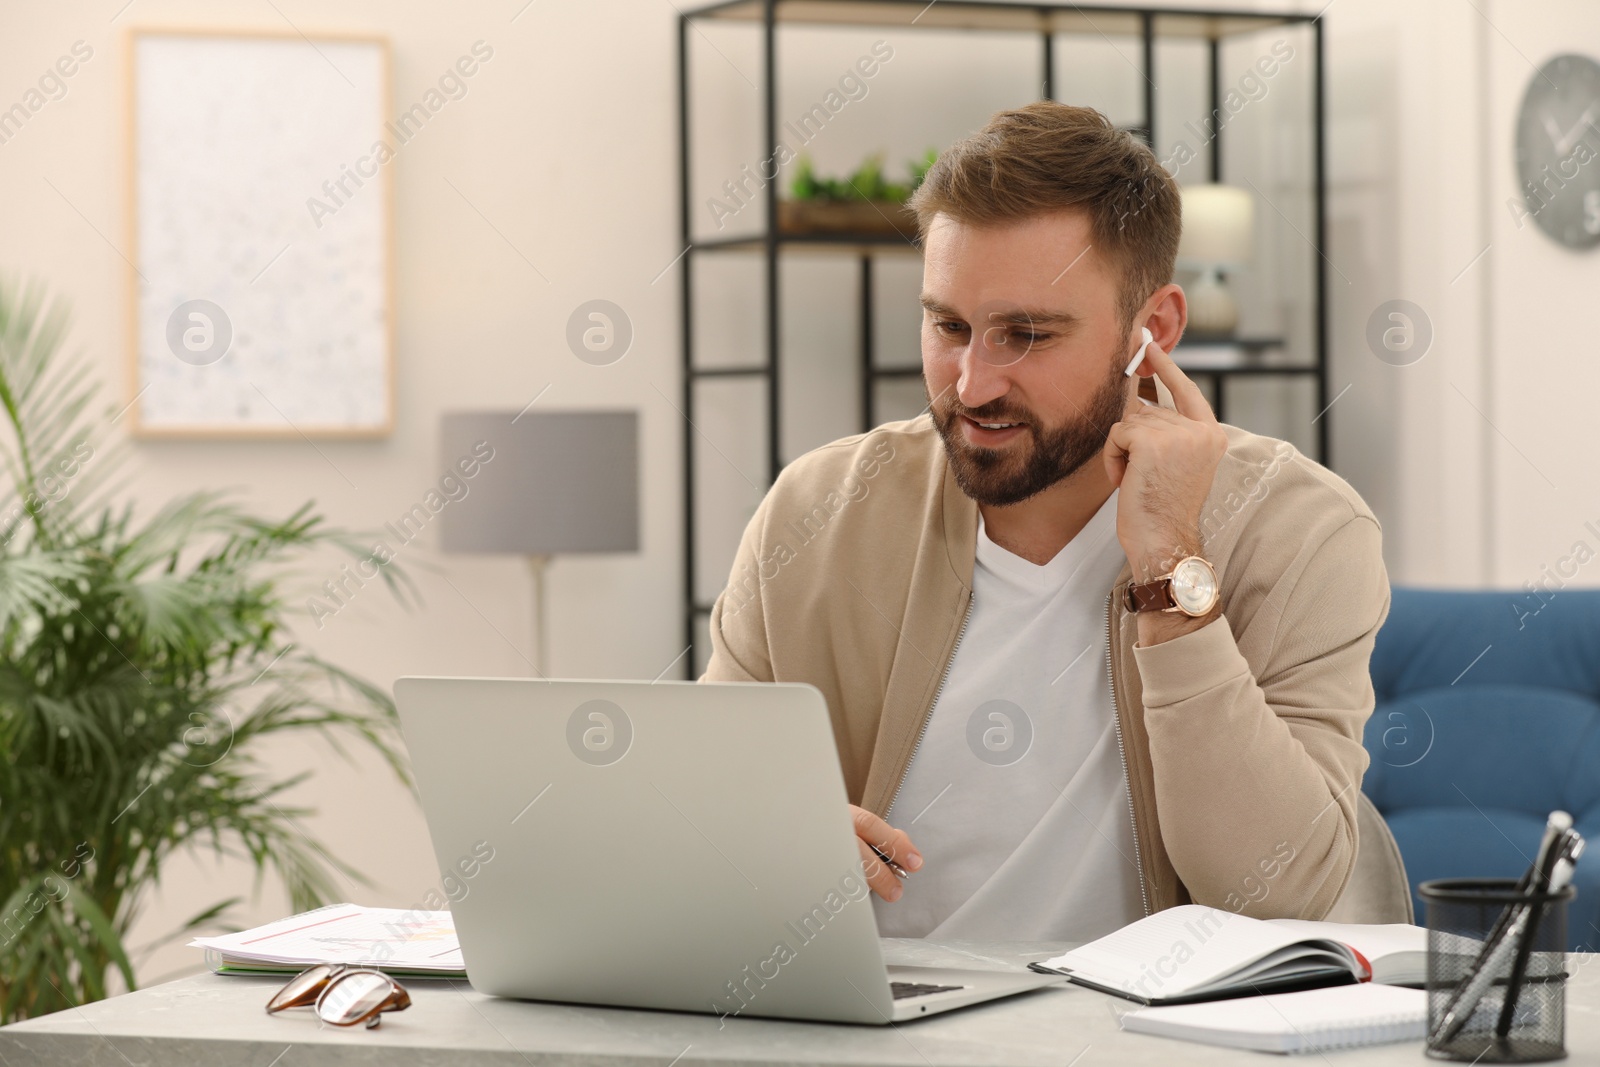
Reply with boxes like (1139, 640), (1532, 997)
(700, 412), (1389, 921)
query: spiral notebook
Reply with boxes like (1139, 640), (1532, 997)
(1120, 983), (1427, 1053)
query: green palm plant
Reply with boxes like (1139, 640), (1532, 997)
(0, 277), (416, 1022)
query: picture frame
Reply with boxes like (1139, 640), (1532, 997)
(124, 27), (395, 438)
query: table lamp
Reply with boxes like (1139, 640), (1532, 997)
(438, 410), (639, 677)
(1177, 183), (1255, 338)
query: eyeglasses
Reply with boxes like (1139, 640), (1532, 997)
(265, 964), (412, 1029)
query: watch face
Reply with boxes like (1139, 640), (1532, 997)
(1514, 53), (1600, 248)
(1170, 557), (1218, 615)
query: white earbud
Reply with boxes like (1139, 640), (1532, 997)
(1124, 326), (1154, 377)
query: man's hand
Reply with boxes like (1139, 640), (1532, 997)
(1104, 335), (1227, 586)
(850, 804), (921, 901)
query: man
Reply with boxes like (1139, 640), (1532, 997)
(700, 102), (1389, 941)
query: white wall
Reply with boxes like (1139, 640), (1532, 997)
(0, 0), (1589, 989)
(1320, 0), (1600, 590)
(1321, 0), (1495, 586)
(1479, 3), (1600, 590)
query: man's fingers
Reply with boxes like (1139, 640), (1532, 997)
(858, 838), (903, 901)
(849, 805), (922, 871)
(1122, 405), (1191, 431)
(848, 804), (922, 903)
(1141, 339), (1217, 424)
(1105, 417), (1136, 470)
(1106, 406), (1188, 466)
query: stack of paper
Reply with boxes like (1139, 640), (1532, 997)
(189, 903), (465, 979)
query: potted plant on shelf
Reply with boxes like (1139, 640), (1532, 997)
(780, 148), (938, 241)
(0, 277), (416, 1022)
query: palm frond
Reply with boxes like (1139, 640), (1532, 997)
(0, 277), (413, 1022)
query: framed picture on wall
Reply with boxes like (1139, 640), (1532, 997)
(124, 28), (394, 438)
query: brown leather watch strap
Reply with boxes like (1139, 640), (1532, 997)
(1123, 578), (1177, 613)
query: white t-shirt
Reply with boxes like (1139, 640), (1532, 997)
(873, 489), (1146, 941)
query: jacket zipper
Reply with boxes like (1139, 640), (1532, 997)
(885, 589), (974, 819)
(1106, 589), (1152, 917)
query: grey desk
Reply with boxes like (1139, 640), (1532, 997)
(5, 939), (1600, 1066)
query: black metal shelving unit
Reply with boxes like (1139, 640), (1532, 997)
(678, 0), (1329, 677)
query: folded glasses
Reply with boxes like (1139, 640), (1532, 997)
(265, 964), (412, 1029)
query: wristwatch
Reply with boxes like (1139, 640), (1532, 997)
(1122, 555), (1220, 617)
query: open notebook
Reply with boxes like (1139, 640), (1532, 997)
(1120, 983), (1428, 1053)
(1031, 905), (1426, 1005)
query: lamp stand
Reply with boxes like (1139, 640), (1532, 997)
(1187, 264), (1239, 336)
(527, 553), (551, 678)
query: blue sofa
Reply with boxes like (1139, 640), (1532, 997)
(1363, 587), (1600, 949)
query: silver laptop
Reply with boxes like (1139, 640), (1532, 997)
(393, 676), (1062, 1024)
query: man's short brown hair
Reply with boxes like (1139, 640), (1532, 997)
(908, 102), (1182, 329)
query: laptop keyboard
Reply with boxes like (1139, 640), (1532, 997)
(890, 981), (967, 1000)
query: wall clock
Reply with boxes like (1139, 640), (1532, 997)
(1515, 53), (1600, 249)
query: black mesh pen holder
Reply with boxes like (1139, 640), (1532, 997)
(1421, 878), (1575, 1063)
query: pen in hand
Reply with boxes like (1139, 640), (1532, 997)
(868, 842), (910, 880)
(849, 804), (919, 899)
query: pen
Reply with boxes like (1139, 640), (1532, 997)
(868, 842), (909, 880)
(1496, 833), (1585, 1038)
(1478, 812), (1570, 961)
(1433, 901), (1534, 1044)
(1434, 824), (1583, 1045)
(1530, 814), (1574, 889)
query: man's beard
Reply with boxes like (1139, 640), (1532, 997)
(928, 353), (1128, 508)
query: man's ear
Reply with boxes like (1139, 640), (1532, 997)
(1137, 283), (1188, 361)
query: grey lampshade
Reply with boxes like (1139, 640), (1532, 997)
(437, 410), (639, 555)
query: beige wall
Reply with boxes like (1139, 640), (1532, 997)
(3, 0), (691, 987)
(0, 0), (1591, 989)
